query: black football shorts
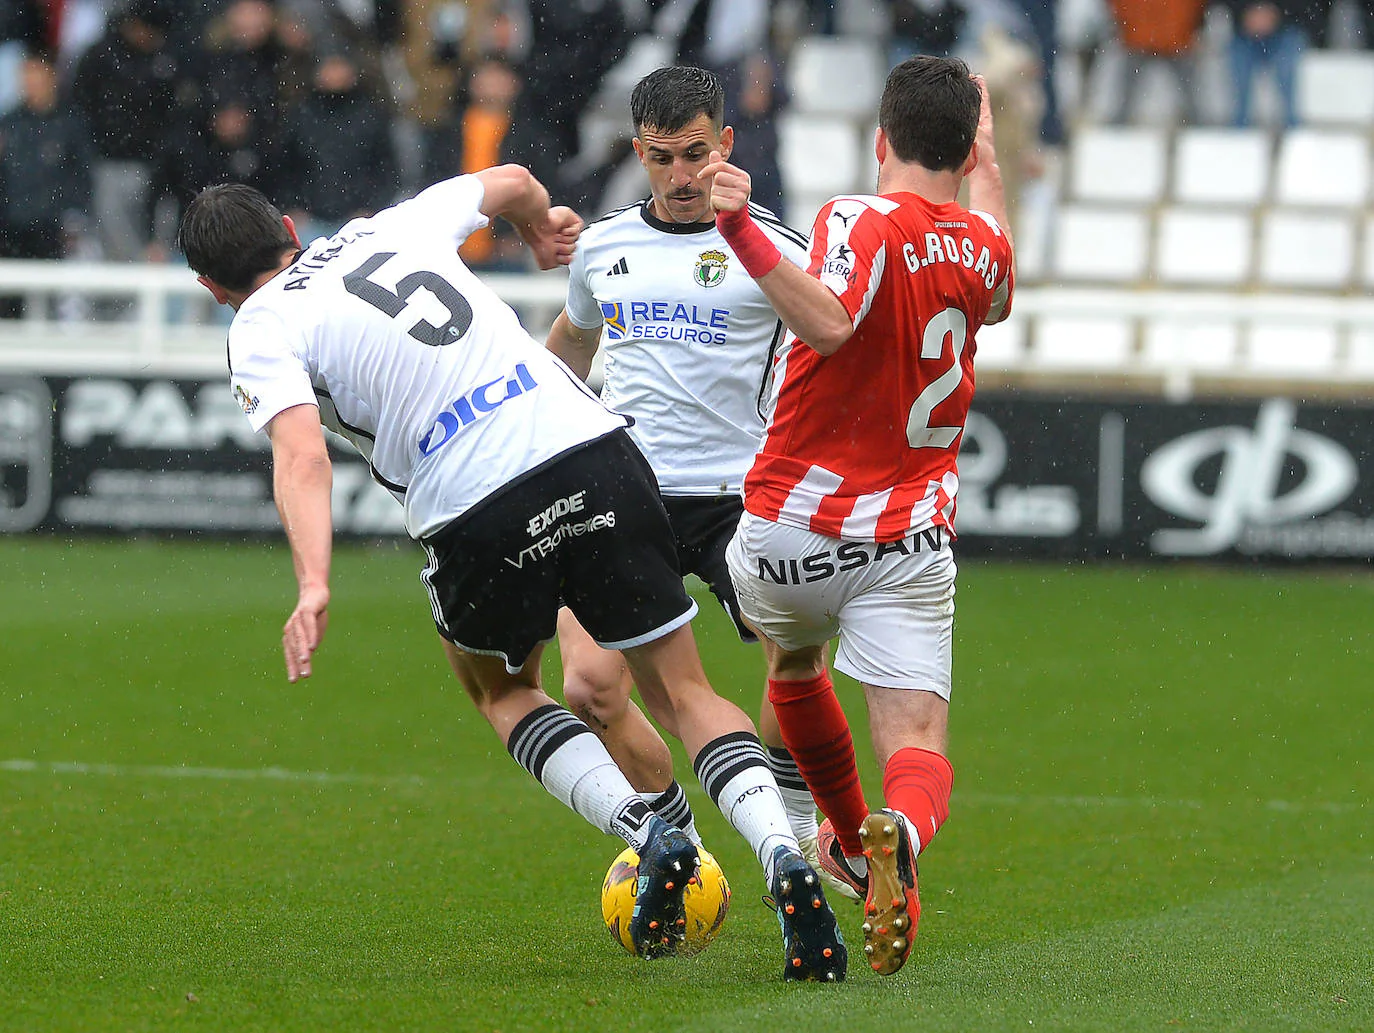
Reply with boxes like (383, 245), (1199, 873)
(661, 494), (755, 642)
(419, 430), (696, 671)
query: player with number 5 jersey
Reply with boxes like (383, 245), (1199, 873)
(179, 164), (844, 977)
(705, 56), (1014, 978)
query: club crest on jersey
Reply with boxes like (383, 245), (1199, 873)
(233, 384), (259, 415)
(694, 249), (728, 288)
(600, 302), (628, 340)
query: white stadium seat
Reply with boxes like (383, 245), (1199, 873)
(972, 316), (1027, 370)
(1172, 128), (1271, 205)
(1257, 210), (1356, 289)
(1052, 206), (1151, 283)
(1347, 329), (1374, 375)
(786, 192), (835, 235)
(1296, 50), (1374, 126)
(1364, 214), (1374, 288)
(779, 114), (861, 197)
(1141, 320), (1240, 372)
(1245, 323), (1339, 377)
(787, 36), (886, 118)
(1154, 208), (1253, 286)
(1069, 126), (1168, 203)
(1274, 130), (1370, 208)
(1032, 317), (1134, 369)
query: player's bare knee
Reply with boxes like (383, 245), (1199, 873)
(763, 641), (826, 682)
(471, 677), (530, 713)
(664, 673), (736, 724)
(562, 672), (631, 729)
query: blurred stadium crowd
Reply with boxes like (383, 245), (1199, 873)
(2, 0), (1373, 286)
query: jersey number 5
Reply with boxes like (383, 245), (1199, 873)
(343, 252), (474, 346)
(906, 306), (968, 449)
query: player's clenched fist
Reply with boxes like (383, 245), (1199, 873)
(700, 150), (751, 213)
(971, 74), (996, 151)
(524, 205), (584, 270)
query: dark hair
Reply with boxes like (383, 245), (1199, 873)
(879, 56), (980, 172)
(630, 65), (724, 135)
(178, 183), (295, 292)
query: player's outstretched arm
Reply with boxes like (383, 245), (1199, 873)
(267, 404), (333, 683)
(966, 75), (1015, 326)
(967, 74), (1013, 256)
(700, 152), (854, 356)
(474, 164), (583, 270)
(546, 310), (602, 382)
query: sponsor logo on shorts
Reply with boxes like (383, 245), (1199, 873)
(754, 526), (944, 585)
(527, 491), (586, 536)
(506, 506), (617, 568)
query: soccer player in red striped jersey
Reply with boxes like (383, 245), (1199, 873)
(703, 57), (1014, 976)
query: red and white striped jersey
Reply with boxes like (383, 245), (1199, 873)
(743, 191), (1014, 542)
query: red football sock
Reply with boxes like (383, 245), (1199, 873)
(883, 747), (953, 854)
(767, 671), (868, 855)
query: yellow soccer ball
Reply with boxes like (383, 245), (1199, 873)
(601, 845), (731, 956)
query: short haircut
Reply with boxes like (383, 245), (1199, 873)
(178, 183), (296, 292)
(630, 65), (724, 135)
(879, 56), (980, 172)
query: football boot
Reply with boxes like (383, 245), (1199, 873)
(815, 818), (868, 902)
(769, 845), (847, 982)
(858, 809), (920, 976)
(800, 827), (863, 904)
(628, 816), (699, 959)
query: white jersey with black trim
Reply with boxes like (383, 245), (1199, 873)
(227, 174), (627, 539)
(564, 199), (809, 496)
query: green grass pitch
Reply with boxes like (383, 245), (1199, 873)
(1, 538), (1370, 1032)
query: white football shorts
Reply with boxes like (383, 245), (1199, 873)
(725, 510), (956, 698)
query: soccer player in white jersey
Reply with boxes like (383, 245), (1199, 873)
(703, 58), (1015, 976)
(544, 65), (857, 905)
(177, 164), (846, 979)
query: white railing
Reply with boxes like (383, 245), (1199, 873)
(3, 260), (1374, 398)
(0, 260), (570, 376)
(975, 287), (1374, 400)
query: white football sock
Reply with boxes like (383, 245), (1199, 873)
(764, 745), (821, 842)
(507, 703), (656, 850)
(693, 732), (798, 885)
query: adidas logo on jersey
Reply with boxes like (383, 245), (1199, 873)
(606, 257), (630, 276)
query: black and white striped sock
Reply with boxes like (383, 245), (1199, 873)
(693, 731), (797, 881)
(507, 703), (655, 849)
(766, 745), (821, 843)
(642, 780), (700, 845)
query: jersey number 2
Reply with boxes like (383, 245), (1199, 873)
(906, 306), (969, 449)
(343, 253), (474, 346)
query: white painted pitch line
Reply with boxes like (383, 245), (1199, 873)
(2, 760), (1364, 816)
(0, 758), (425, 787)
